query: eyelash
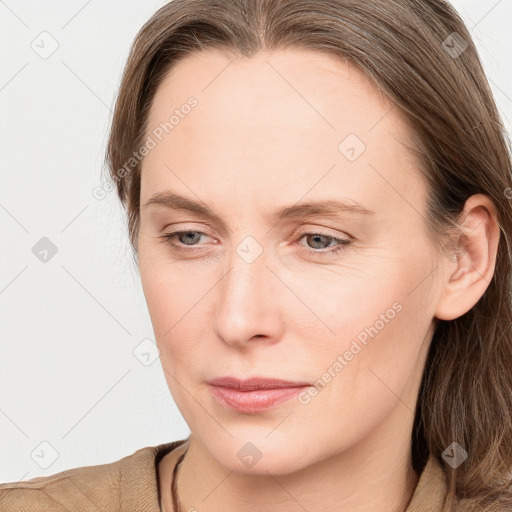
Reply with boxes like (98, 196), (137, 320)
(158, 229), (351, 258)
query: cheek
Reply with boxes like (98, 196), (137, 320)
(310, 256), (435, 411)
(138, 256), (214, 371)
(138, 241), (199, 334)
(278, 257), (409, 351)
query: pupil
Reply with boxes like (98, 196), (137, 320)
(309, 234), (328, 249)
(182, 232), (199, 245)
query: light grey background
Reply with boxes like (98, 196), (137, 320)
(0, 0), (510, 483)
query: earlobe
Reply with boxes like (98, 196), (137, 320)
(434, 194), (500, 322)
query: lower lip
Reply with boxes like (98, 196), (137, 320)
(209, 385), (309, 413)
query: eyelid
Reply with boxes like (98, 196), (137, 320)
(161, 224), (351, 241)
(160, 221), (215, 233)
(292, 225), (351, 238)
(290, 224), (355, 252)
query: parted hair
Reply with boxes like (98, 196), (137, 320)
(104, 1), (512, 509)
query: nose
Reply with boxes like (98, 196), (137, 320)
(212, 240), (284, 349)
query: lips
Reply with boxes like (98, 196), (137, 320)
(207, 376), (311, 413)
(208, 376), (310, 390)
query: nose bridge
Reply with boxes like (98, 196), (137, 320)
(219, 235), (270, 315)
(213, 233), (280, 344)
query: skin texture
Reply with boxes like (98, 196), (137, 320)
(137, 48), (500, 512)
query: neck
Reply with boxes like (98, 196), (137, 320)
(173, 411), (420, 512)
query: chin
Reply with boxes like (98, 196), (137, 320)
(204, 434), (313, 476)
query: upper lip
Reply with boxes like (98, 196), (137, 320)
(208, 376), (310, 391)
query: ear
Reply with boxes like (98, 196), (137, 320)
(434, 194), (501, 321)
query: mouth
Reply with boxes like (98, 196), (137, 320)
(207, 376), (311, 413)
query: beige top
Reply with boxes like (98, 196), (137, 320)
(0, 438), (471, 511)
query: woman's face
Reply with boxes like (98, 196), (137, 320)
(138, 48), (446, 474)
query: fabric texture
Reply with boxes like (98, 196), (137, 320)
(0, 439), (471, 511)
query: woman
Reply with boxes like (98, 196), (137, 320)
(1, 0), (511, 510)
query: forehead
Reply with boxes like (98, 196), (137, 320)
(141, 48), (424, 221)
(146, 47), (397, 135)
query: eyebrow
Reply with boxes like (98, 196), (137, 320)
(142, 192), (375, 224)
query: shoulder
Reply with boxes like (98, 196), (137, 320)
(406, 454), (492, 512)
(0, 439), (187, 511)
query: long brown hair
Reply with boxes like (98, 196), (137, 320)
(104, 1), (512, 509)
